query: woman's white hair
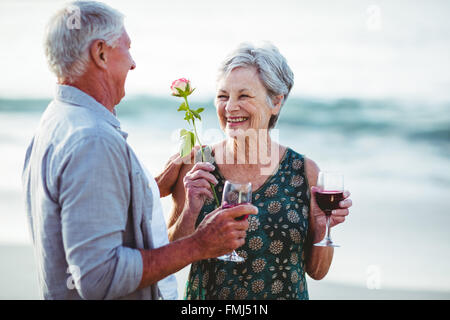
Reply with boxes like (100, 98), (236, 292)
(44, 1), (124, 83)
(218, 42), (294, 129)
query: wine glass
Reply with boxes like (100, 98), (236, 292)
(313, 171), (344, 248)
(217, 180), (252, 262)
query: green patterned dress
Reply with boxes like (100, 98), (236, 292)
(184, 147), (311, 300)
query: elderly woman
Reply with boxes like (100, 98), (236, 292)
(167, 42), (352, 300)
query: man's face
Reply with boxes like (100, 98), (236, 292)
(107, 29), (136, 105)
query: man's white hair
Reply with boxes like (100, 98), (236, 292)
(44, 1), (124, 82)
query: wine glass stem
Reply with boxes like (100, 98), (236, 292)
(325, 215), (332, 241)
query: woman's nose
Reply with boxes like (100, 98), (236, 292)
(225, 98), (240, 113)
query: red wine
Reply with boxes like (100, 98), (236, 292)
(315, 191), (344, 216)
(222, 202), (249, 221)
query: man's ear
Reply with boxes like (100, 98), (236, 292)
(90, 39), (108, 69)
(271, 95), (284, 114)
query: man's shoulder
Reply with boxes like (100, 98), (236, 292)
(47, 99), (124, 144)
(34, 99), (128, 165)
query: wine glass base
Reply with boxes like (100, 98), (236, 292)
(313, 239), (340, 248)
(217, 251), (245, 262)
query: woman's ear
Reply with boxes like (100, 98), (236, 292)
(271, 95), (284, 114)
(90, 39), (108, 70)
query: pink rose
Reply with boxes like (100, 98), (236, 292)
(171, 78), (193, 97)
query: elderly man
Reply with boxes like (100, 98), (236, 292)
(22, 1), (256, 300)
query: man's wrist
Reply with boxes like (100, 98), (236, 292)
(184, 232), (205, 262)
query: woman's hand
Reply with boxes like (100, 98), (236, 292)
(183, 162), (218, 216)
(310, 186), (352, 234)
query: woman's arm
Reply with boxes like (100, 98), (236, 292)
(303, 157), (352, 280)
(303, 157), (334, 280)
(167, 161), (219, 242)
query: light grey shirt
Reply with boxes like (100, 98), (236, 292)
(22, 84), (160, 300)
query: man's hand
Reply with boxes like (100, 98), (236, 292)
(156, 145), (211, 198)
(192, 204), (258, 260)
(138, 203), (257, 290)
(156, 146), (203, 197)
(154, 153), (184, 197)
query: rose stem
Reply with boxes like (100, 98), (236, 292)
(184, 96), (220, 208)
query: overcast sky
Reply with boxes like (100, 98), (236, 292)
(0, 0), (449, 101)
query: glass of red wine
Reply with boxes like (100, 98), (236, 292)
(217, 180), (252, 262)
(313, 171), (344, 248)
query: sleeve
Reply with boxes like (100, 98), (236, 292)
(58, 135), (143, 300)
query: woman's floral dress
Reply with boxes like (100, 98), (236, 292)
(185, 148), (311, 300)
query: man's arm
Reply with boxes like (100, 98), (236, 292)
(137, 203), (257, 289)
(59, 134), (257, 297)
(137, 235), (200, 290)
(59, 134), (141, 300)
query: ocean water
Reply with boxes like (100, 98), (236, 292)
(1, 96), (449, 294)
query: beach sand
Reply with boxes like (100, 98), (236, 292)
(1, 244), (449, 300)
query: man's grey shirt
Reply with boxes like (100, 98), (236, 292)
(22, 85), (160, 299)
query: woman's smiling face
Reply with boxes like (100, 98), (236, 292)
(215, 66), (280, 137)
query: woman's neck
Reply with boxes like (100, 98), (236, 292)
(214, 129), (282, 173)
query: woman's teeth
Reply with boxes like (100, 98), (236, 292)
(227, 117), (248, 123)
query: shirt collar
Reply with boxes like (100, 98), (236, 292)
(55, 84), (122, 130)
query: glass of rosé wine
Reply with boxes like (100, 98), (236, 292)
(313, 172), (344, 248)
(217, 181), (252, 262)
